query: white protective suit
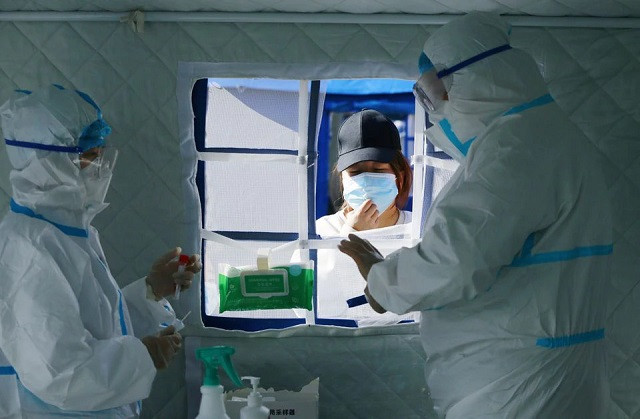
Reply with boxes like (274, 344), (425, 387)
(0, 86), (182, 418)
(367, 13), (613, 418)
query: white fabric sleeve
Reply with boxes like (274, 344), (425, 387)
(122, 277), (183, 337)
(367, 128), (558, 314)
(316, 212), (356, 238)
(339, 222), (357, 236)
(0, 259), (156, 411)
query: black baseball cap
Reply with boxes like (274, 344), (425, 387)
(336, 109), (401, 172)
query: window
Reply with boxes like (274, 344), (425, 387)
(179, 63), (457, 331)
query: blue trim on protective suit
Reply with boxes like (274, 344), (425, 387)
(437, 44), (512, 78)
(520, 232), (536, 257)
(0, 366), (17, 375)
(536, 328), (604, 348)
(510, 244), (613, 267)
(438, 119), (476, 156)
(10, 199), (88, 238)
(5, 138), (83, 154)
(117, 290), (128, 336)
(75, 89), (102, 117)
(503, 94), (554, 116)
(418, 52), (435, 74)
(8, 85), (109, 152)
(95, 258), (129, 337)
(440, 94), (555, 157)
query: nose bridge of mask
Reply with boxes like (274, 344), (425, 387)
(347, 172), (396, 190)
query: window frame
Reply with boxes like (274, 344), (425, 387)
(177, 62), (428, 332)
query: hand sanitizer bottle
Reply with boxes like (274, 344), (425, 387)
(240, 376), (270, 419)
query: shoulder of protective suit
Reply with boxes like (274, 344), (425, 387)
(466, 104), (584, 185)
(0, 214), (69, 263)
(463, 113), (543, 174)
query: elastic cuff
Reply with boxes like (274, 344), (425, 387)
(145, 279), (162, 301)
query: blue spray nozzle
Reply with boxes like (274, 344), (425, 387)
(196, 346), (243, 387)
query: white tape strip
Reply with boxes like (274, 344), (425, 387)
(201, 229), (418, 254)
(197, 151), (300, 163)
(200, 229), (256, 252)
(273, 238), (419, 251)
(424, 155), (459, 172)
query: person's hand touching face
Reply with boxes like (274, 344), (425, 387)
(342, 161), (397, 231)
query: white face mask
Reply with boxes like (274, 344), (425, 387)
(81, 162), (113, 210)
(342, 172), (398, 212)
(80, 148), (117, 211)
(425, 98), (486, 163)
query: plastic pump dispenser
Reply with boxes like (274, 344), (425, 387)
(240, 376), (270, 419)
(195, 346), (243, 419)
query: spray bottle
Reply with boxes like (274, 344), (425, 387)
(195, 346), (243, 419)
(240, 376), (270, 419)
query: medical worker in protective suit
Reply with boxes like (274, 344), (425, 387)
(339, 12), (613, 418)
(0, 85), (201, 418)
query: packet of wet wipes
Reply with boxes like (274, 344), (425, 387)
(218, 261), (314, 313)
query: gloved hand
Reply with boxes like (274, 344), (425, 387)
(141, 325), (182, 370)
(338, 234), (387, 314)
(338, 233), (384, 280)
(146, 247), (202, 299)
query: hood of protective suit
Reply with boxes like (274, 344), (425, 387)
(0, 85), (112, 230)
(420, 12), (549, 162)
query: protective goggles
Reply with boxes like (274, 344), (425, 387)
(74, 146), (118, 177)
(412, 69), (447, 112)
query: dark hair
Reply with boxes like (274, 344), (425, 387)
(333, 150), (413, 211)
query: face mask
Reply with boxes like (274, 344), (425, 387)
(342, 172), (398, 212)
(80, 147), (117, 212)
(414, 72), (477, 162)
(81, 162), (113, 210)
(425, 99), (485, 163)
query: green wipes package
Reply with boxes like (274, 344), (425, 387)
(218, 262), (314, 313)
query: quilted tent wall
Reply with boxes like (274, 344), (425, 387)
(0, 11), (639, 419)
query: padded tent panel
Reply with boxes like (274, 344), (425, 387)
(1, 4), (640, 418)
(184, 334), (432, 419)
(1, 1), (639, 14)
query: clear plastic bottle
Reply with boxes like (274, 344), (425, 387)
(240, 376), (270, 419)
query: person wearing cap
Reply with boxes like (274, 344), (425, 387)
(338, 12), (612, 417)
(0, 85), (201, 417)
(316, 109), (413, 237)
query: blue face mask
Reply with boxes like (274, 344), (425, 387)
(342, 172), (398, 212)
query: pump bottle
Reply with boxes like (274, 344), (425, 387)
(240, 376), (270, 419)
(195, 346), (243, 419)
